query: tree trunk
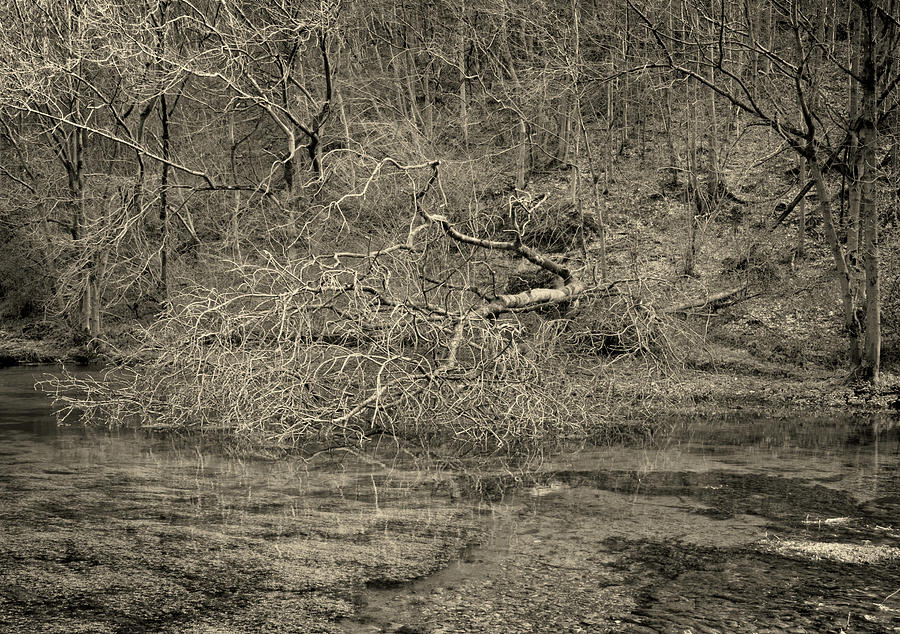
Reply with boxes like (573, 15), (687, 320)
(516, 117), (527, 190)
(810, 160), (862, 368)
(283, 133), (303, 258)
(87, 268), (101, 336)
(65, 127), (99, 335)
(159, 91), (171, 304)
(403, 47), (425, 137)
(683, 85), (699, 277)
(578, 112), (608, 279)
(797, 155), (806, 258)
(605, 61), (614, 194)
(228, 111), (242, 262)
(707, 62), (719, 194)
(858, 0), (880, 381)
(555, 94), (570, 165)
(458, 10), (469, 147)
(420, 57), (434, 141)
(662, 83), (678, 188)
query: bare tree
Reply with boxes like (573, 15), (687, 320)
(628, 0), (900, 381)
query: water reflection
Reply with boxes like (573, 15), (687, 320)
(1, 366), (899, 633)
(0, 365), (58, 434)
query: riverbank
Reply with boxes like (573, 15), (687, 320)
(613, 350), (900, 419)
(0, 328), (80, 367)
(0, 320), (130, 368)
(3, 318), (899, 433)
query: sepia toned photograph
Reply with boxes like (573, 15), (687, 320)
(1, 0), (899, 631)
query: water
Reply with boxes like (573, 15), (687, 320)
(1, 366), (899, 633)
(349, 415), (900, 633)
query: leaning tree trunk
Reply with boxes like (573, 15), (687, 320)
(810, 160), (862, 368)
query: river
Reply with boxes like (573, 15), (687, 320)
(1, 365), (899, 632)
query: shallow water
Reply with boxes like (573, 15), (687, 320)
(1, 366), (899, 633)
(348, 414), (900, 633)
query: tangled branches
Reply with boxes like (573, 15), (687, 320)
(43, 163), (591, 450)
(46, 260), (584, 451)
(42, 162), (684, 453)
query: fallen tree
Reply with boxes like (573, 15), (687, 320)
(43, 161), (694, 452)
(664, 285), (750, 315)
(42, 162), (604, 450)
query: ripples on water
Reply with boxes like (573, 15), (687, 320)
(1, 366), (898, 632)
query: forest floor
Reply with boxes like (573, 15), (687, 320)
(580, 127), (900, 417)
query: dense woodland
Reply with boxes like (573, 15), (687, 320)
(1, 0), (899, 449)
